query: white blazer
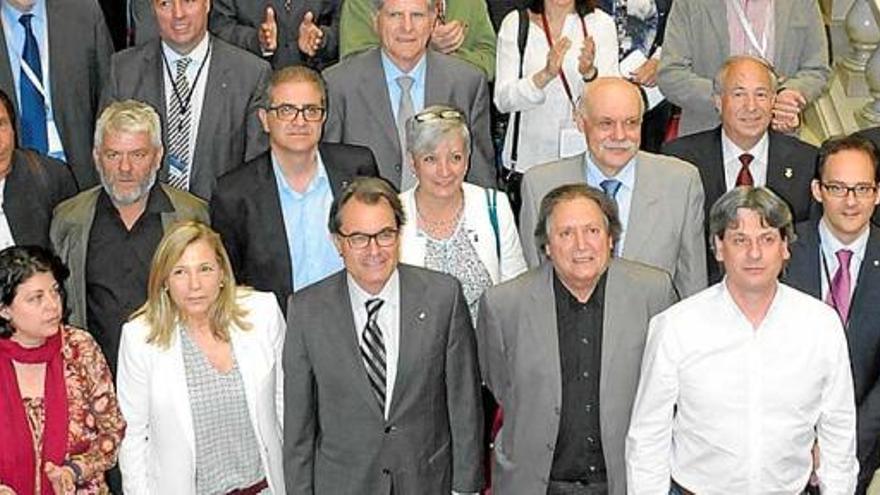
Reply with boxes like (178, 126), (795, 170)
(399, 182), (527, 284)
(117, 290), (286, 495)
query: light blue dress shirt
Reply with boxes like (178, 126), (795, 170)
(584, 153), (636, 255)
(1, 0), (65, 160)
(272, 152), (343, 291)
(380, 51), (427, 121)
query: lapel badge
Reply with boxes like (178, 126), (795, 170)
(784, 167), (793, 179)
(873, 260), (879, 267)
(418, 311), (426, 321)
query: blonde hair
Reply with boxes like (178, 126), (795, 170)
(94, 99), (163, 150)
(132, 221), (251, 348)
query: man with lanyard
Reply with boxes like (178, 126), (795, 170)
(785, 135), (880, 495)
(656, 0), (829, 137)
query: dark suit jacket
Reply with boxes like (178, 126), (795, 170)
(4, 149), (77, 248)
(663, 127), (816, 282)
(284, 265), (484, 494)
(851, 126), (880, 227)
(0, 0), (113, 189)
(209, 0), (341, 69)
(210, 143), (379, 309)
(784, 220), (880, 494)
(102, 36), (271, 201)
(322, 48), (495, 189)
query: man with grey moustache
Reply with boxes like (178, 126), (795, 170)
(50, 100), (208, 375)
(519, 77), (708, 297)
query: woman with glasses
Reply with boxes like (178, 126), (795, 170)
(495, 0), (618, 177)
(117, 221), (286, 495)
(399, 105), (527, 322)
(0, 245), (125, 495)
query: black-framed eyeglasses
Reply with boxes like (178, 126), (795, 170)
(820, 182), (878, 198)
(266, 104), (325, 122)
(413, 109), (464, 123)
(337, 228), (399, 249)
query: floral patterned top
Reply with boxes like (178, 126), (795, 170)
(21, 326), (126, 494)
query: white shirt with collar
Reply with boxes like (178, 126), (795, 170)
(161, 33), (212, 190)
(818, 218), (869, 301)
(721, 130), (769, 190)
(584, 152), (636, 255)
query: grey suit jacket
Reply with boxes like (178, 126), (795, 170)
(476, 260), (678, 495)
(0, 0), (114, 188)
(656, 0), (830, 136)
(519, 151), (708, 297)
(49, 184), (209, 330)
(102, 36), (271, 201)
(284, 265), (484, 494)
(322, 48), (496, 189)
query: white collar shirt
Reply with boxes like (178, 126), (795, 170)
(626, 281), (857, 495)
(721, 130), (769, 190)
(818, 219), (869, 303)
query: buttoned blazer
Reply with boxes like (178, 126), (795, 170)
(101, 36), (271, 201)
(519, 151), (707, 297)
(322, 48), (496, 190)
(117, 290), (286, 495)
(656, 0), (830, 136)
(210, 143), (379, 310)
(49, 184), (209, 334)
(476, 260), (677, 495)
(0, 0), (114, 188)
(4, 149), (77, 248)
(284, 265), (484, 494)
(662, 127), (817, 282)
(784, 220), (880, 493)
(398, 182), (527, 285)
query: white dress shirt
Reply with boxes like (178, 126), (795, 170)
(626, 281), (857, 495)
(818, 218), (868, 302)
(721, 130), (769, 190)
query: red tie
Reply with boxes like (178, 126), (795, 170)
(736, 153), (754, 187)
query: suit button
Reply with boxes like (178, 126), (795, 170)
(384, 425), (396, 434)
(395, 163), (401, 171)
(546, 443), (554, 451)
(382, 468), (391, 475)
(553, 406), (560, 415)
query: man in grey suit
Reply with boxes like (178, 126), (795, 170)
(102, 0), (271, 201)
(322, 0), (495, 190)
(0, 0), (114, 188)
(284, 176), (483, 494)
(657, 0), (830, 137)
(520, 77), (707, 297)
(477, 184), (678, 495)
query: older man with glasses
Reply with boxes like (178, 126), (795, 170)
(210, 65), (379, 308)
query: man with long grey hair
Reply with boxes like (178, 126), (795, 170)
(626, 186), (857, 494)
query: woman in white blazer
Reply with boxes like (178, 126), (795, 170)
(117, 221), (285, 495)
(400, 105), (527, 322)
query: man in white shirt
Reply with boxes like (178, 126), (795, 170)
(284, 176), (483, 494)
(786, 135), (880, 494)
(626, 186), (858, 494)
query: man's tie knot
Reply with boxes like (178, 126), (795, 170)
(18, 13), (34, 28)
(176, 57), (192, 78)
(366, 298), (384, 322)
(739, 153), (754, 167)
(600, 179), (623, 200)
(836, 249), (853, 270)
(396, 75), (414, 92)
(736, 153), (755, 187)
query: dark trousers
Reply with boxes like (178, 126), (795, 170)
(547, 480), (609, 495)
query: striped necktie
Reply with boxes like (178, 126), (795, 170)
(18, 14), (48, 154)
(167, 57), (192, 190)
(361, 298), (387, 410)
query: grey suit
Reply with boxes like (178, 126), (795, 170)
(102, 36), (271, 201)
(519, 151), (708, 297)
(49, 184), (208, 330)
(0, 0), (114, 188)
(657, 0), (830, 136)
(284, 265), (484, 494)
(322, 48), (496, 189)
(476, 260), (678, 495)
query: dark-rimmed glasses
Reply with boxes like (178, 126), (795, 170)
(337, 228), (399, 249)
(820, 182), (878, 198)
(266, 104), (325, 122)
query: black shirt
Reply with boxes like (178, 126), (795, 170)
(549, 270), (607, 483)
(86, 186), (171, 375)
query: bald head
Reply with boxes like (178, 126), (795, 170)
(576, 77), (644, 176)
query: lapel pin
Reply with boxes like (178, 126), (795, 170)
(418, 311), (426, 321)
(784, 167), (793, 179)
(874, 260), (879, 267)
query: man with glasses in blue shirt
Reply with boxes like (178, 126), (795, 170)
(210, 65), (378, 309)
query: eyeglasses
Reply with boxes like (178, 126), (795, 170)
(337, 228), (399, 249)
(266, 104), (325, 122)
(820, 182), (878, 198)
(413, 109), (464, 123)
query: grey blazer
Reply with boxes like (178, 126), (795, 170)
(283, 265), (484, 494)
(101, 36), (271, 201)
(656, 0), (830, 136)
(0, 0), (114, 189)
(519, 151), (708, 297)
(322, 48), (496, 189)
(476, 260), (678, 495)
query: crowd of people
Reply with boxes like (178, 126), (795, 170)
(0, 0), (877, 494)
